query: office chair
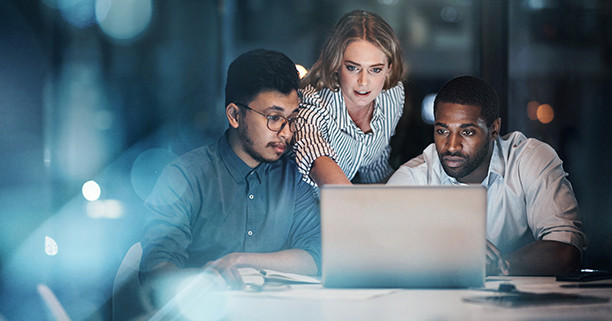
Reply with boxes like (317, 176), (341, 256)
(37, 283), (71, 321)
(112, 242), (146, 321)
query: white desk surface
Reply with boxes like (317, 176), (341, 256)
(148, 277), (612, 321)
(212, 277), (612, 321)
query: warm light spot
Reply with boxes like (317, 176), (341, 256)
(526, 100), (540, 120)
(45, 236), (59, 256)
(82, 180), (101, 201)
(295, 64), (308, 79)
(536, 103), (554, 124)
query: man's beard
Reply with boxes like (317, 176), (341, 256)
(238, 120), (286, 164)
(440, 140), (490, 180)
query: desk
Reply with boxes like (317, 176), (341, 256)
(149, 277), (612, 321)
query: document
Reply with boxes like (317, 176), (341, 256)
(237, 267), (321, 286)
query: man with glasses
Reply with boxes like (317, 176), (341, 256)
(140, 49), (320, 294)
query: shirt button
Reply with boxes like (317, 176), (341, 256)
(247, 230), (253, 236)
(248, 194), (254, 199)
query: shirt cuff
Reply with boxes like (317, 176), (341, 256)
(293, 140), (338, 187)
(541, 230), (587, 252)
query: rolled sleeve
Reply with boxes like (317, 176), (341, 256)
(293, 87), (338, 186)
(522, 143), (587, 252)
(284, 180), (322, 273)
(141, 164), (197, 271)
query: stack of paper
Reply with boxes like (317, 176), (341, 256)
(237, 267), (320, 285)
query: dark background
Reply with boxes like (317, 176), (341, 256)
(1, 0), (611, 320)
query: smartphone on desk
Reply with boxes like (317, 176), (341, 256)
(556, 269), (612, 282)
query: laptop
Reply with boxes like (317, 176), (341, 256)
(320, 184), (487, 288)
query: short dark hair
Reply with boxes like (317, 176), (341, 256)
(225, 49), (299, 106)
(433, 75), (500, 126)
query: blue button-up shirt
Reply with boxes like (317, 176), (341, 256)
(141, 132), (321, 272)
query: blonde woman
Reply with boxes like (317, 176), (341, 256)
(293, 10), (406, 191)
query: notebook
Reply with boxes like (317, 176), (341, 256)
(320, 184), (487, 288)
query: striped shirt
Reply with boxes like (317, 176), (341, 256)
(293, 82), (405, 189)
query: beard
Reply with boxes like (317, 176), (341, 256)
(237, 119), (286, 164)
(439, 140), (491, 180)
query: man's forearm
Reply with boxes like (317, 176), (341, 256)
(506, 240), (581, 275)
(226, 249), (318, 275)
(310, 156), (351, 186)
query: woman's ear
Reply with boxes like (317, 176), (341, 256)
(226, 103), (240, 129)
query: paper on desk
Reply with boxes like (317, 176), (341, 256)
(237, 267), (321, 285)
(261, 269), (321, 284)
(262, 287), (398, 300)
(237, 267), (265, 286)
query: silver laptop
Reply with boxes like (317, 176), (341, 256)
(320, 185), (487, 288)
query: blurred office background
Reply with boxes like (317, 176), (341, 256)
(1, 0), (611, 320)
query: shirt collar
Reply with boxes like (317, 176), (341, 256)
(333, 88), (382, 134)
(332, 89), (352, 131)
(218, 131), (266, 183)
(485, 137), (505, 186)
(439, 168), (461, 185)
(372, 94), (384, 119)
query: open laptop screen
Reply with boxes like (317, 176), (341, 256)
(320, 185), (486, 288)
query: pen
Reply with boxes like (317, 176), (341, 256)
(561, 283), (612, 288)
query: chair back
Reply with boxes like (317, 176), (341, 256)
(37, 284), (72, 321)
(112, 242), (145, 321)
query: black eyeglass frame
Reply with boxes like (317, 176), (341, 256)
(235, 102), (305, 133)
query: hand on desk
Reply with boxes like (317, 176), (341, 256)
(486, 240), (510, 276)
(205, 252), (246, 290)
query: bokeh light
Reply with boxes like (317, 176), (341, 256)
(45, 236), (59, 256)
(43, 0), (97, 28)
(94, 110), (115, 131)
(95, 0), (153, 42)
(86, 199), (124, 219)
(377, 0), (399, 5)
(421, 93), (436, 125)
(82, 180), (101, 201)
(527, 100), (540, 120)
(131, 149), (177, 200)
(175, 274), (228, 321)
(441, 6), (462, 23)
(536, 103), (554, 124)
(295, 64), (308, 79)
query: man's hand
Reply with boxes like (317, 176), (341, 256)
(505, 240), (581, 275)
(204, 252), (246, 290)
(486, 240), (510, 276)
(203, 249), (317, 289)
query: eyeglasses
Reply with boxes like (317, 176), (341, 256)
(235, 102), (305, 133)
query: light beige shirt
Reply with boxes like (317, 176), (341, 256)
(388, 131), (586, 254)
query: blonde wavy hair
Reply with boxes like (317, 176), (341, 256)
(301, 10), (405, 91)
